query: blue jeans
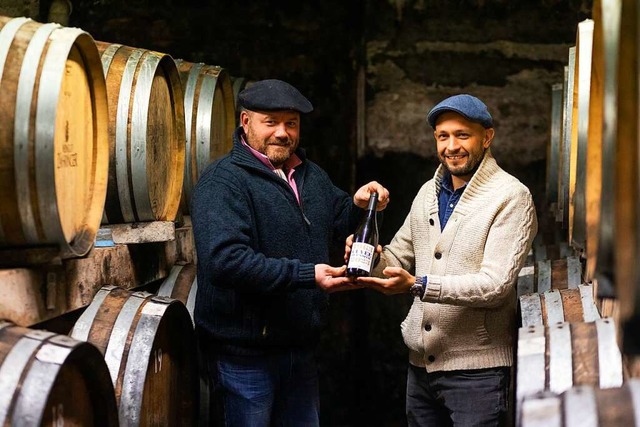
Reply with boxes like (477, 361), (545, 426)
(406, 364), (510, 427)
(209, 349), (320, 427)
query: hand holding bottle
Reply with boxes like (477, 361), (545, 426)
(315, 264), (363, 293)
(353, 181), (390, 211)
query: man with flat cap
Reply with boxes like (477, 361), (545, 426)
(191, 79), (389, 426)
(346, 94), (537, 426)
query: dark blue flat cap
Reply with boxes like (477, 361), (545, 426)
(427, 94), (493, 129)
(238, 79), (313, 114)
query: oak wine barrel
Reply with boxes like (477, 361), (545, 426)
(157, 263), (212, 427)
(70, 285), (198, 426)
(519, 379), (640, 427)
(516, 318), (623, 403)
(546, 82), (563, 210)
(558, 46), (575, 231)
(517, 256), (582, 297)
(614, 0), (640, 352)
(519, 284), (600, 327)
(0, 16), (109, 257)
(98, 42), (186, 224)
(568, 19), (594, 253)
(0, 321), (118, 426)
(175, 60), (235, 213)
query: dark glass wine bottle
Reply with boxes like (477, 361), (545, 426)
(347, 192), (379, 277)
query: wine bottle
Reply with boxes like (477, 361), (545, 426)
(347, 192), (379, 277)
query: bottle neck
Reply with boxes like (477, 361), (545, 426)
(366, 193), (378, 214)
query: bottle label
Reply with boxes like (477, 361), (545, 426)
(348, 242), (375, 272)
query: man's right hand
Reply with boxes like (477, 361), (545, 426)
(315, 264), (362, 293)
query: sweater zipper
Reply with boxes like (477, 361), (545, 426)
(294, 171), (311, 226)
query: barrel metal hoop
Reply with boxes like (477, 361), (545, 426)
(104, 292), (148, 386)
(627, 379), (640, 427)
(115, 48), (144, 222)
(537, 260), (552, 293)
(519, 293), (543, 327)
(130, 51), (162, 220)
(544, 290), (565, 325)
(0, 335), (47, 425)
(196, 68), (217, 177)
(595, 318), (623, 388)
(517, 265), (535, 297)
(519, 393), (562, 427)
(100, 43), (121, 76)
(70, 285), (116, 341)
(119, 309), (163, 426)
(15, 22), (60, 243)
(11, 344), (68, 426)
(563, 385), (598, 427)
(0, 17), (31, 241)
(157, 264), (183, 297)
(36, 27), (85, 246)
(566, 256), (582, 288)
(182, 63), (203, 203)
(516, 325), (546, 400)
(548, 322), (573, 394)
(186, 277), (197, 321)
(561, 48), (576, 229)
(579, 283), (601, 322)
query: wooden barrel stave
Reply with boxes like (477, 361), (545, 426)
(0, 16), (108, 257)
(70, 285), (198, 426)
(98, 42), (186, 224)
(516, 318), (623, 402)
(519, 380), (640, 426)
(0, 321), (118, 426)
(517, 256), (582, 297)
(519, 284), (601, 328)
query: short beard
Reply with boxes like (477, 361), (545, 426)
(439, 148), (487, 177)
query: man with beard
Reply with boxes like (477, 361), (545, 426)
(346, 94), (537, 426)
(191, 79), (389, 426)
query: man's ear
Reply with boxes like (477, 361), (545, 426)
(483, 128), (495, 148)
(240, 110), (250, 130)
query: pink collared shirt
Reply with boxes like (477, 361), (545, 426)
(241, 136), (302, 204)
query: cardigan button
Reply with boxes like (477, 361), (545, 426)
(429, 218), (434, 226)
(434, 252), (442, 260)
(427, 355), (435, 363)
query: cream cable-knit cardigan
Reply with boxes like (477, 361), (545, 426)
(375, 149), (537, 372)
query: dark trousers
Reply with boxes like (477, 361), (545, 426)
(207, 349), (320, 427)
(406, 364), (510, 427)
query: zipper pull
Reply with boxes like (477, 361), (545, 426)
(302, 213), (311, 226)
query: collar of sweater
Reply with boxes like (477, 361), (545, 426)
(429, 149), (501, 217)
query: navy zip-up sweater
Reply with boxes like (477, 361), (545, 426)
(191, 127), (359, 354)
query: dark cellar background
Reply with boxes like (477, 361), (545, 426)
(2, 0), (593, 425)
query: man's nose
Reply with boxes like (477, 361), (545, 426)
(274, 124), (288, 138)
(445, 136), (460, 151)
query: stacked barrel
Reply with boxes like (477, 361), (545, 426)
(0, 13), (239, 426)
(516, 0), (640, 424)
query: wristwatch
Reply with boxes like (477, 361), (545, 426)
(410, 276), (428, 299)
